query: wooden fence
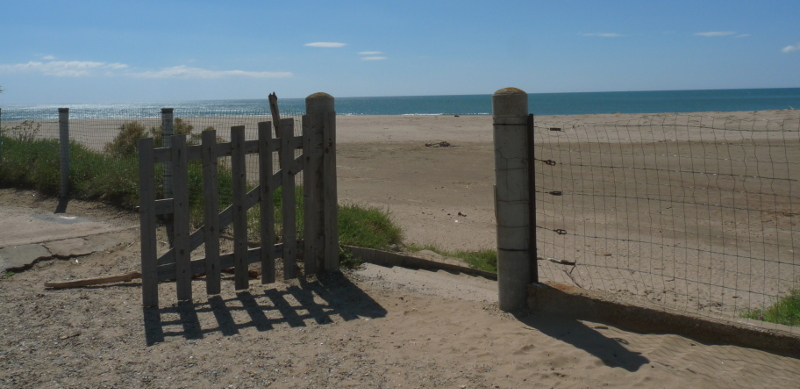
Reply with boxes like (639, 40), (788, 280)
(138, 107), (338, 308)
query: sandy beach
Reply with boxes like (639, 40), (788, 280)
(340, 111), (799, 315)
(2, 110), (799, 387)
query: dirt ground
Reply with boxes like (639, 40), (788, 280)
(2, 110), (800, 387)
(1, 194), (799, 388)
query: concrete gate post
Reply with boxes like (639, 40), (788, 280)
(492, 88), (530, 311)
(305, 93), (339, 272)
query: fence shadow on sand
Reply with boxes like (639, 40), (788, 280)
(142, 272), (387, 345)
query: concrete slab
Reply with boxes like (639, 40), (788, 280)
(0, 244), (52, 272)
(84, 231), (137, 253)
(44, 238), (95, 258)
(0, 205), (128, 249)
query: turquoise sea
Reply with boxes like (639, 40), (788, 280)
(2, 88), (799, 120)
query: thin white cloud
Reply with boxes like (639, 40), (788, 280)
(694, 31), (736, 37)
(361, 56), (387, 61)
(0, 60), (128, 77)
(0, 59), (290, 79)
(358, 51), (382, 55)
(129, 65), (292, 79)
(42, 55), (55, 60)
(304, 42), (346, 48)
(782, 43), (800, 53)
(581, 33), (623, 37)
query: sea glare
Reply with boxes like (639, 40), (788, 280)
(2, 88), (799, 120)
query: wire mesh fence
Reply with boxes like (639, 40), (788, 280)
(0, 107), (304, 184)
(533, 113), (800, 332)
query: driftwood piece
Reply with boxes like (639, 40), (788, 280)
(45, 271), (142, 289)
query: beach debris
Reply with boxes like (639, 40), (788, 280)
(425, 141), (451, 148)
(458, 212), (467, 217)
(45, 271), (142, 289)
(538, 257), (576, 266)
(549, 127), (562, 131)
(59, 332), (81, 340)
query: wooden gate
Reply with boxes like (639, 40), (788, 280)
(137, 112), (338, 308)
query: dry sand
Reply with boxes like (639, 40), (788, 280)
(336, 111), (800, 323)
(2, 110), (800, 387)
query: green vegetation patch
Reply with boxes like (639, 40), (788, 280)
(407, 243), (498, 273)
(338, 203), (403, 250)
(742, 289), (800, 327)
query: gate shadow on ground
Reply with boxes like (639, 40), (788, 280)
(143, 272), (386, 345)
(514, 312), (650, 372)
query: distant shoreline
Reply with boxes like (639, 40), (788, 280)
(2, 87), (799, 119)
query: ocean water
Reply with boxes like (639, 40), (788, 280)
(2, 88), (799, 120)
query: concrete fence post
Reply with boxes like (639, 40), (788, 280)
(58, 108), (70, 199)
(305, 92), (339, 272)
(161, 108), (174, 198)
(492, 88), (530, 311)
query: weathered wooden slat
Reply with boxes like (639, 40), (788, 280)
(246, 186), (260, 210)
(245, 139), (259, 154)
(322, 111), (340, 271)
(138, 137), (159, 308)
(231, 126), (249, 290)
(186, 144), (202, 162)
(258, 122), (276, 284)
(202, 130), (221, 295)
(153, 199), (173, 216)
(153, 147), (171, 163)
(216, 142), (233, 157)
(302, 115), (321, 274)
(172, 135), (192, 301)
(290, 155), (304, 180)
(280, 118), (297, 279)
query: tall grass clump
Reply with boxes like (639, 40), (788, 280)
(742, 290), (800, 327)
(338, 203), (402, 249)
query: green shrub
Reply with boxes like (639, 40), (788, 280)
(104, 121), (148, 158)
(104, 119), (210, 158)
(150, 118), (204, 147)
(1, 120), (41, 143)
(0, 137), (61, 195)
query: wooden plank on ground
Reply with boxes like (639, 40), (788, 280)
(138, 137), (158, 308)
(258, 122), (276, 284)
(172, 135), (192, 301)
(280, 118), (297, 279)
(231, 126), (249, 290)
(322, 111), (340, 272)
(202, 130), (221, 294)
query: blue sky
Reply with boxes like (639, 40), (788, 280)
(1, 0), (798, 104)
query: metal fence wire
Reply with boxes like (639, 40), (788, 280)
(0, 107), (304, 184)
(533, 114), (800, 332)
